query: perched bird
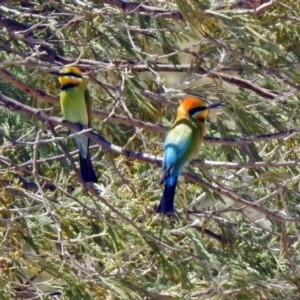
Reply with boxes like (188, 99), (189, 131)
(57, 66), (98, 183)
(156, 97), (222, 214)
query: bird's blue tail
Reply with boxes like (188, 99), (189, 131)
(74, 136), (98, 183)
(79, 152), (98, 183)
(156, 178), (177, 214)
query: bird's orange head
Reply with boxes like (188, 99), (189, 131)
(177, 97), (222, 121)
(179, 98), (208, 120)
(58, 66), (83, 89)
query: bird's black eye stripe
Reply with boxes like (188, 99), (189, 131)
(61, 83), (78, 90)
(59, 72), (82, 78)
(189, 106), (206, 116)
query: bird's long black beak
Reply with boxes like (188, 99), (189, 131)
(50, 71), (71, 77)
(207, 103), (224, 110)
(50, 70), (61, 76)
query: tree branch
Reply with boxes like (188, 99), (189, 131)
(93, 0), (184, 19)
(1, 91), (300, 224)
(1, 91), (300, 149)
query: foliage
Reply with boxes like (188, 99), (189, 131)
(1, 0), (300, 299)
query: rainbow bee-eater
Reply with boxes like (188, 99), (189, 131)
(156, 97), (222, 214)
(57, 66), (97, 183)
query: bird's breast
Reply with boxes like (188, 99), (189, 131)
(60, 87), (89, 126)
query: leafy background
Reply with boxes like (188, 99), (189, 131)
(1, 0), (300, 299)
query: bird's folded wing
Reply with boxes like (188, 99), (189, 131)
(163, 122), (194, 177)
